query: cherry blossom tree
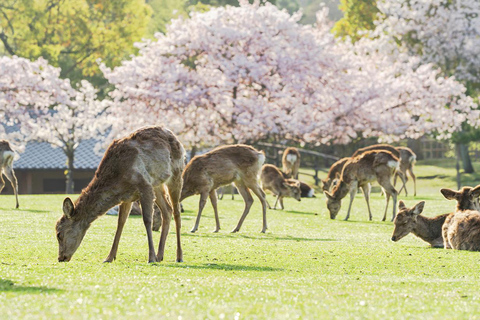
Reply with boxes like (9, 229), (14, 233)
(102, 1), (478, 148)
(0, 56), (109, 193)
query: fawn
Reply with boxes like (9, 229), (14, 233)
(260, 164), (301, 210)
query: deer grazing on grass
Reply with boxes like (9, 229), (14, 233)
(0, 140), (19, 209)
(325, 150), (398, 221)
(352, 144), (417, 196)
(282, 147), (301, 179)
(56, 126), (185, 263)
(180, 144), (268, 233)
(321, 157), (349, 193)
(391, 201), (450, 248)
(440, 185), (480, 251)
(260, 164), (301, 210)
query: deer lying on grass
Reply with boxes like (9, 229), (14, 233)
(391, 201), (450, 248)
(260, 164), (301, 210)
(56, 126), (185, 263)
(299, 181), (315, 198)
(321, 157), (349, 193)
(352, 144), (416, 196)
(0, 140), (19, 209)
(325, 150), (398, 221)
(282, 147), (301, 179)
(180, 144), (268, 233)
(440, 186), (480, 250)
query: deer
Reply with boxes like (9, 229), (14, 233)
(180, 144), (268, 233)
(55, 126), (185, 263)
(299, 181), (315, 198)
(440, 185), (480, 251)
(325, 150), (399, 221)
(282, 147), (301, 179)
(391, 200), (450, 248)
(260, 164), (301, 210)
(321, 157), (350, 193)
(352, 144), (416, 196)
(0, 140), (19, 209)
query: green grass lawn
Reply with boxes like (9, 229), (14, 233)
(1, 160), (480, 319)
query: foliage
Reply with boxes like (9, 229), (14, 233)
(145, 0), (188, 35)
(332, 0), (379, 41)
(2, 162), (480, 318)
(0, 0), (151, 86)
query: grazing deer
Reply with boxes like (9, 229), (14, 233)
(180, 144), (268, 233)
(391, 200), (450, 248)
(260, 164), (301, 210)
(325, 150), (398, 221)
(0, 140), (19, 209)
(56, 126), (185, 263)
(440, 186), (480, 250)
(352, 144), (416, 196)
(282, 147), (301, 179)
(321, 157), (349, 193)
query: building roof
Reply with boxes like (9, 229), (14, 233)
(14, 139), (103, 170)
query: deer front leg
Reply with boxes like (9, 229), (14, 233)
(273, 194), (281, 210)
(408, 168), (417, 197)
(154, 186), (172, 262)
(249, 183), (268, 233)
(104, 202), (133, 263)
(279, 196), (284, 210)
(3, 166), (19, 208)
(166, 175), (183, 262)
(360, 183), (373, 221)
(140, 187), (158, 263)
(231, 183), (253, 233)
(209, 190), (221, 233)
(344, 182), (358, 221)
(191, 191), (209, 233)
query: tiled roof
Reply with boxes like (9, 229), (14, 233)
(14, 139), (104, 170)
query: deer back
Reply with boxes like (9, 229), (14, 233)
(352, 144), (400, 158)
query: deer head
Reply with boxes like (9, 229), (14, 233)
(55, 198), (89, 262)
(440, 185), (480, 211)
(284, 179), (301, 202)
(391, 200), (425, 242)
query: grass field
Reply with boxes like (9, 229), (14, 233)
(1, 160), (480, 319)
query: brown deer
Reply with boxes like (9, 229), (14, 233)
(282, 147), (301, 179)
(260, 164), (301, 210)
(0, 140), (19, 209)
(325, 150), (398, 221)
(352, 144), (416, 196)
(180, 144), (268, 233)
(321, 157), (349, 192)
(56, 126), (185, 263)
(440, 186), (480, 250)
(391, 200), (450, 248)
(299, 181), (315, 198)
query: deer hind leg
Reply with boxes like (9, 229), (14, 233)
(378, 174), (398, 222)
(3, 165), (19, 208)
(0, 172), (5, 193)
(344, 181), (358, 221)
(231, 182), (253, 233)
(248, 183), (268, 233)
(360, 183), (373, 221)
(139, 185), (158, 263)
(154, 186), (173, 262)
(166, 174), (183, 262)
(217, 187), (224, 200)
(209, 190), (221, 232)
(408, 167), (416, 197)
(104, 202), (133, 263)
(273, 194), (281, 210)
(191, 191), (209, 233)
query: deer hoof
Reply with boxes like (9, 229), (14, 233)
(231, 228), (239, 233)
(190, 228), (197, 233)
(212, 229), (220, 233)
(176, 258), (183, 263)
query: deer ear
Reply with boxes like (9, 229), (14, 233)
(471, 185), (480, 199)
(63, 198), (74, 219)
(398, 200), (406, 210)
(441, 188), (458, 200)
(413, 201), (425, 215)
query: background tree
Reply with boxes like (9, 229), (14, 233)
(0, 0), (151, 89)
(331, 0), (378, 41)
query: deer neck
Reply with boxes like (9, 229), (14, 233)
(331, 180), (350, 200)
(412, 214), (446, 245)
(74, 185), (125, 224)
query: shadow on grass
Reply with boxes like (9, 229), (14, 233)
(162, 263), (283, 272)
(182, 232), (336, 242)
(0, 207), (50, 213)
(0, 279), (61, 294)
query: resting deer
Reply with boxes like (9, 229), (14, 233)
(352, 144), (416, 196)
(391, 200), (450, 248)
(440, 186), (480, 250)
(260, 164), (301, 210)
(282, 147), (301, 179)
(321, 157), (349, 192)
(325, 150), (398, 221)
(181, 144), (268, 233)
(0, 140), (19, 208)
(56, 126), (185, 263)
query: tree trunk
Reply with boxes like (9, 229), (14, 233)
(459, 143), (474, 173)
(456, 144), (461, 190)
(65, 150), (75, 194)
(190, 145), (198, 160)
